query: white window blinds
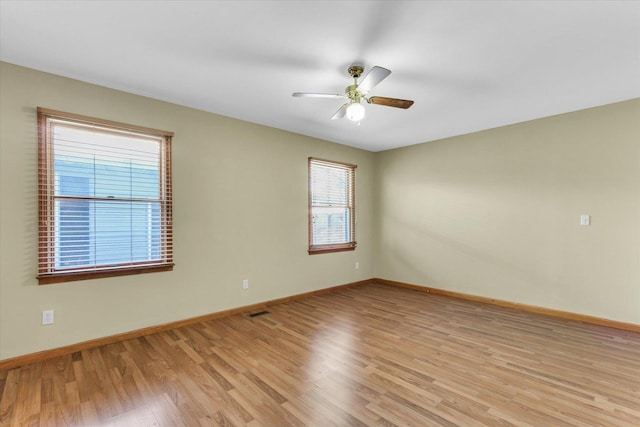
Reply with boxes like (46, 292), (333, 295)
(308, 158), (356, 254)
(38, 108), (173, 284)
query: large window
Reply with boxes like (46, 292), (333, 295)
(37, 108), (173, 284)
(308, 157), (356, 254)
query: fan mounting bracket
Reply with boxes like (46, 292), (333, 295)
(348, 65), (364, 79)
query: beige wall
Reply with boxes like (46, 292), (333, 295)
(375, 99), (640, 324)
(0, 62), (375, 360)
(2, 62), (638, 361)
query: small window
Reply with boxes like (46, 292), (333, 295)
(37, 108), (173, 284)
(308, 157), (356, 254)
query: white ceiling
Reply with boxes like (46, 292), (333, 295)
(1, 1), (639, 152)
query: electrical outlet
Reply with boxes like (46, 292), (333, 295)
(42, 310), (54, 325)
(580, 214), (590, 226)
(242, 279), (249, 290)
(355, 261), (360, 270)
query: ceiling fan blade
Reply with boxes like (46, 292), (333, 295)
(331, 103), (348, 120)
(292, 92), (346, 99)
(357, 66), (391, 94)
(368, 96), (414, 109)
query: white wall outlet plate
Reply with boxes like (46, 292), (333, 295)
(42, 309), (54, 325)
(580, 214), (590, 226)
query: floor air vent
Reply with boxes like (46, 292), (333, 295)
(248, 310), (270, 318)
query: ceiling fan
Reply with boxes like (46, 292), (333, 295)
(292, 65), (414, 122)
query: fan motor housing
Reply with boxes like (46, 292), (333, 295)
(345, 84), (363, 103)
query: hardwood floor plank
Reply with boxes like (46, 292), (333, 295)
(2, 283), (639, 426)
(0, 368), (19, 424)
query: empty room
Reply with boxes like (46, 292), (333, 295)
(0, 1), (639, 426)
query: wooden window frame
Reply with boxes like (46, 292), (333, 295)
(37, 108), (174, 284)
(308, 157), (357, 255)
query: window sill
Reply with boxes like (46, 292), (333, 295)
(38, 264), (174, 285)
(308, 244), (356, 255)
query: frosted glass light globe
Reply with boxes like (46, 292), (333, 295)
(346, 102), (365, 121)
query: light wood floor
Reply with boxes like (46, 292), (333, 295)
(1, 283), (639, 426)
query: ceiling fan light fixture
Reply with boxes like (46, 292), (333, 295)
(292, 65), (413, 121)
(346, 102), (365, 121)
